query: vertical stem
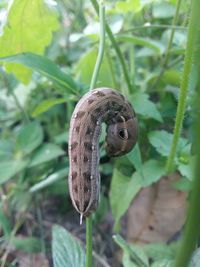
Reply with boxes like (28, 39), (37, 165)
(91, 0), (132, 94)
(87, 1), (106, 266)
(173, 84), (200, 267)
(86, 217), (93, 267)
(90, 0), (105, 90)
(162, 0), (182, 68)
(166, 0), (197, 172)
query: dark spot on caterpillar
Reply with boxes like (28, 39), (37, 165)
(71, 142), (78, 150)
(149, 225), (154, 231)
(105, 101), (111, 110)
(75, 125), (80, 133)
(76, 111), (86, 119)
(86, 127), (92, 135)
(73, 156), (77, 163)
(94, 106), (102, 114)
(83, 172), (91, 182)
(96, 90), (106, 97)
(88, 99), (95, 104)
(72, 171), (77, 180)
(90, 114), (97, 125)
(84, 155), (89, 162)
(84, 142), (93, 151)
(84, 185), (89, 193)
(74, 185), (78, 193)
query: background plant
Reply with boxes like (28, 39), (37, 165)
(0, 0), (199, 267)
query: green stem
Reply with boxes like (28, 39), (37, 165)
(150, 0), (182, 91)
(90, 0), (105, 90)
(166, 0), (197, 172)
(91, 0), (132, 94)
(162, 0), (182, 68)
(173, 85), (200, 266)
(86, 217), (93, 267)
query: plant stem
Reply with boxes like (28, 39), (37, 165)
(91, 0), (132, 94)
(86, 217), (93, 267)
(173, 81), (200, 266)
(90, 0), (105, 90)
(162, 0), (182, 68)
(150, 0), (182, 91)
(166, 0), (197, 172)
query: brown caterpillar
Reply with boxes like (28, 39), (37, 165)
(68, 87), (138, 223)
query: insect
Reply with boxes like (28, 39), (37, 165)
(68, 87), (138, 223)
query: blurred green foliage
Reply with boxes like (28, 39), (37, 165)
(0, 0), (197, 266)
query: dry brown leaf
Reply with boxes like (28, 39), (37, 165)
(18, 252), (49, 267)
(127, 173), (187, 243)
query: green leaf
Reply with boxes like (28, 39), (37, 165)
(116, 35), (164, 54)
(0, 0), (59, 83)
(0, 53), (77, 93)
(29, 143), (65, 167)
(177, 157), (195, 181)
(32, 98), (67, 117)
(127, 143), (142, 171)
(0, 203), (11, 237)
(113, 235), (149, 267)
(141, 160), (165, 187)
(29, 168), (68, 193)
(148, 130), (188, 157)
(152, 2), (175, 18)
(11, 236), (41, 253)
(161, 70), (181, 87)
(110, 168), (142, 231)
(0, 160), (27, 184)
(75, 48), (115, 88)
(130, 92), (163, 122)
(52, 225), (85, 267)
(151, 259), (173, 267)
(143, 243), (176, 262)
(116, 0), (142, 13)
(16, 122), (43, 155)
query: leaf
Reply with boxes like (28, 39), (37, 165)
(151, 259), (173, 267)
(16, 122), (43, 155)
(0, 53), (77, 93)
(0, 0), (59, 83)
(152, 2), (175, 18)
(141, 160), (165, 187)
(75, 48), (115, 88)
(130, 92), (163, 122)
(127, 143), (142, 171)
(52, 225), (85, 267)
(29, 168), (68, 193)
(0, 203), (11, 237)
(110, 168), (142, 231)
(0, 160), (28, 184)
(161, 70), (181, 87)
(148, 130), (188, 157)
(11, 236), (41, 253)
(143, 243), (176, 262)
(126, 173), (187, 243)
(29, 143), (65, 167)
(32, 98), (67, 117)
(116, 35), (164, 54)
(116, 0), (142, 14)
(113, 235), (149, 267)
